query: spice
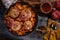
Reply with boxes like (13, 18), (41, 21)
(42, 3), (51, 12)
(40, 2), (52, 14)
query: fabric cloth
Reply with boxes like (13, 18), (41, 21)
(1, 0), (17, 8)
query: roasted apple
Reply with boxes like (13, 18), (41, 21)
(5, 17), (14, 27)
(11, 21), (22, 31)
(20, 9), (31, 21)
(8, 8), (19, 18)
(23, 21), (33, 30)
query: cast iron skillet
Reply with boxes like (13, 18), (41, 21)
(1, 1), (38, 40)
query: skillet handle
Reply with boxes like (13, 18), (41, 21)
(0, 18), (7, 33)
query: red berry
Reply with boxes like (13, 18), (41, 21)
(52, 10), (60, 19)
(55, 0), (60, 9)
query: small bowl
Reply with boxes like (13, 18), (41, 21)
(40, 1), (52, 14)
